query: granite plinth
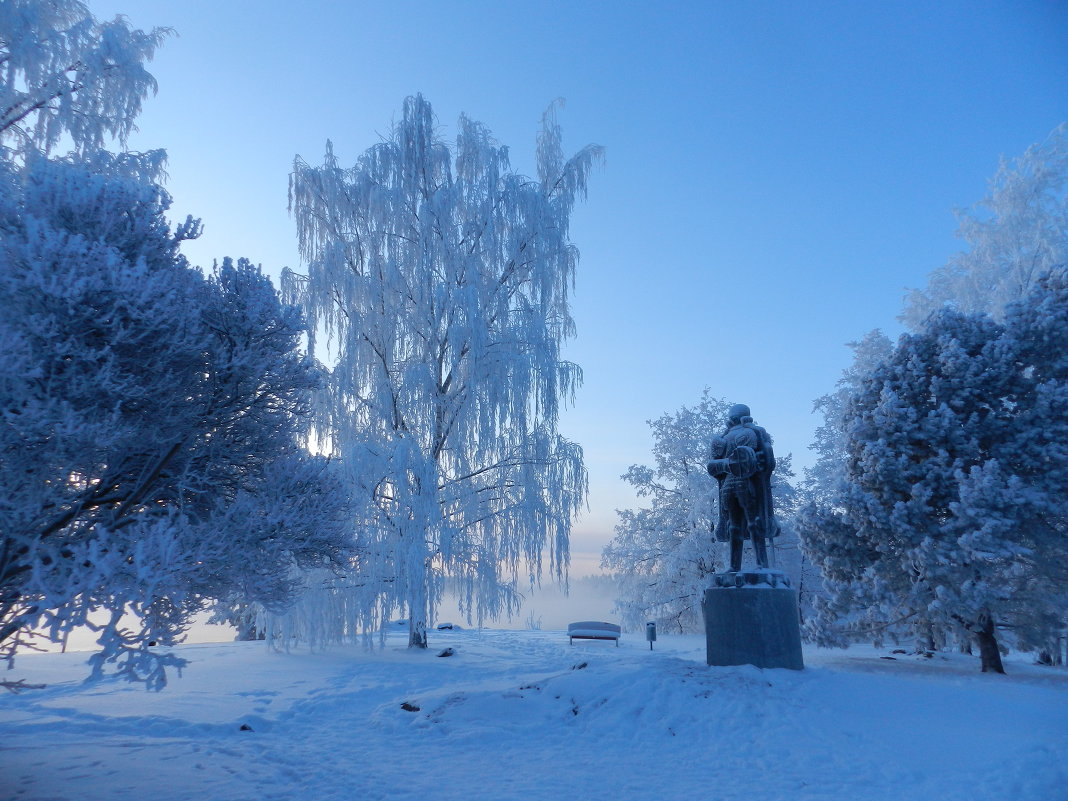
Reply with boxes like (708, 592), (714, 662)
(702, 571), (804, 670)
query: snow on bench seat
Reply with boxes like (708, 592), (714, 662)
(568, 621), (621, 646)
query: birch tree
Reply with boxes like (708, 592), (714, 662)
(901, 124), (1067, 328)
(0, 0), (169, 156)
(284, 95), (601, 647)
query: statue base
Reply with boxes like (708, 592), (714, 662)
(702, 570), (804, 670)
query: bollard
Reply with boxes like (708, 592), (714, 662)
(646, 621), (657, 650)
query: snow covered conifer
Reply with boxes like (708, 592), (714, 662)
(799, 275), (1068, 671)
(0, 156), (354, 686)
(803, 128), (1068, 667)
(805, 331), (893, 502)
(810, 127), (1067, 512)
(0, 2), (355, 687)
(284, 95), (601, 647)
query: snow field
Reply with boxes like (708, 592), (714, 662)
(1, 630), (1065, 801)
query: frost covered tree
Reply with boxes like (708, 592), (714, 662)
(902, 124), (1067, 328)
(0, 155), (354, 687)
(603, 392), (798, 633)
(811, 126), (1066, 503)
(805, 331), (894, 501)
(0, 2), (354, 686)
(798, 275), (1068, 672)
(798, 332), (893, 624)
(0, 0), (168, 156)
(602, 394), (726, 633)
(803, 127), (1068, 664)
(283, 95), (601, 648)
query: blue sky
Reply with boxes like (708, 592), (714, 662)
(93, 0), (1067, 573)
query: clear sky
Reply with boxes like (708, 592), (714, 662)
(93, 0), (1067, 575)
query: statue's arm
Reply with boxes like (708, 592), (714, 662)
(760, 429), (776, 473)
(707, 435), (728, 477)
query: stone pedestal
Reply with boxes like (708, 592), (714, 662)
(702, 570), (804, 670)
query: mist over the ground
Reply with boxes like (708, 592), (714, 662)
(436, 574), (620, 633)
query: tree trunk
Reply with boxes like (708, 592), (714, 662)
(921, 625), (936, 653)
(1036, 643), (1063, 666)
(974, 611), (1005, 674)
(408, 618), (427, 649)
(408, 580), (429, 649)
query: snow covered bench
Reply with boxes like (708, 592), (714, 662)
(568, 621), (621, 646)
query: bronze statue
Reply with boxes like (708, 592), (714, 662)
(707, 403), (780, 571)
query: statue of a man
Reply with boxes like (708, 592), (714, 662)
(707, 403), (780, 572)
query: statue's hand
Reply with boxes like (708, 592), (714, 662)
(710, 435), (727, 460)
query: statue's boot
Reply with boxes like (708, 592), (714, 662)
(730, 537), (743, 572)
(751, 535), (769, 569)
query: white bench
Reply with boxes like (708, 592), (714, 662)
(568, 621), (621, 646)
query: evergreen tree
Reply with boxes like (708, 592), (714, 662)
(799, 276), (1068, 671)
(0, 1), (354, 687)
(0, 155), (355, 687)
(804, 127), (1068, 667)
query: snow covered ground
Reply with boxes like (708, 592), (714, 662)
(2, 630), (1065, 801)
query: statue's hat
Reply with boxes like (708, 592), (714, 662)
(728, 403), (751, 421)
